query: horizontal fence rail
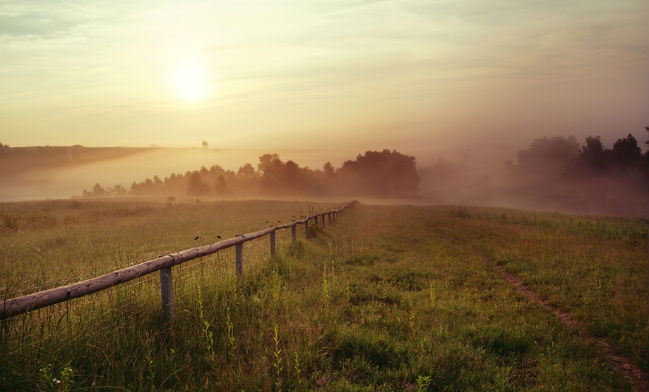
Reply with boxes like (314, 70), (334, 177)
(1, 201), (356, 320)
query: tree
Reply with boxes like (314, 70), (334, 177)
(202, 141), (208, 148)
(515, 136), (580, 170)
(576, 136), (608, 170)
(83, 183), (108, 197)
(186, 172), (210, 195)
(338, 149), (420, 196)
(237, 163), (255, 178)
(612, 134), (642, 167)
(323, 162), (334, 178)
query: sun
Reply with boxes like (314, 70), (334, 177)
(169, 59), (211, 103)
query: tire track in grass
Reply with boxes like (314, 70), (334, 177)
(430, 222), (649, 392)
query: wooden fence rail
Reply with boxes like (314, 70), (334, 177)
(0, 201), (356, 320)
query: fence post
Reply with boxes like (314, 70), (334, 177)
(236, 243), (243, 275)
(321, 213), (326, 228)
(291, 224), (296, 241)
(270, 230), (276, 257)
(305, 219), (310, 239)
(328, 213), (332, 224)
(160, 267), (174, 320)
(315, 215), (319, 225)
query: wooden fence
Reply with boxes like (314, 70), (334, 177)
(0, 201), (356, 320)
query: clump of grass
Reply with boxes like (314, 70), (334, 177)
(416, 375), (431, 392)
(2, 214), (19, 231)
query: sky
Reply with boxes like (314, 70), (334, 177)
(0, 0), (647, 161)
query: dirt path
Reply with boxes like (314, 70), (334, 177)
(432, 223), (649, 392)
(492, 263), (648, 392)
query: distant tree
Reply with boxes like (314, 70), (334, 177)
(338, 149), (420, 196)
(202, 141), (208, 148)
(109, 184), (127, 196)
(186, 171), (210, 195)
(514, 136), (580, 173)
(612, 134), (642, 167)
(644, 126), (649, 161)
(323, 161), (334, 178)
(83, 183), (108, 197)
(215, 174), (227, 193)
(237, 163), (256, 178)
(573, 136), (609, 171)
(257, 153), (281, 174)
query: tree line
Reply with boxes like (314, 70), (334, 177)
(83, 149), (420, 198)
(502, 129), (648, 216)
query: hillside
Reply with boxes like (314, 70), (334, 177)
(0, 144), (156, 179)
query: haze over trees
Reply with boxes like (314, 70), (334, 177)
(421, 130), (648, 217)
(6, 129), (646, 217)
(84, 149), (421, 198)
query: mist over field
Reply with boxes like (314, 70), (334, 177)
(0, 147), (351, 201)
(1, 132), (647, 217)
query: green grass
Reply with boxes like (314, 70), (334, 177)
(0, 201), (645, 391)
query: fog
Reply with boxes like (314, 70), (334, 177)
(1, 135), (646, 219)
(418, 136), (648, 218)
(0, 147), (353, 201)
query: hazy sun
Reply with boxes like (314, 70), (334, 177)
(169, 59), (211, 103)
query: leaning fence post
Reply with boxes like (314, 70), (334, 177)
(291, 224), (296, 241)
(236, 243), (243, 275)
(305, 219), (310, 239)
(270, 230), (276, 257)
(160, 267), (174, 320)
(315, 215), (319, 225)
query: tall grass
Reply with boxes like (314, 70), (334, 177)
(0, 200), (643, 390)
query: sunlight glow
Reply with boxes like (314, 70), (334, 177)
(169, 59), (211, 103)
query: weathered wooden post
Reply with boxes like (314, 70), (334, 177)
(236, 243), (243, 275)
(160, 267), (174, 320)
(321, 213), (326, 228)
(291, 224), (296, 241)
(270, 230), (276, 257)
(305, 219), (310, 239)
(315, 215), (319, 225)
(328, 213), (332, 224)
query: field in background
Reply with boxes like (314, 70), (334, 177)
(1, 200), (646, 391)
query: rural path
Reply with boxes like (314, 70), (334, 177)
(431, 223), (649, 392)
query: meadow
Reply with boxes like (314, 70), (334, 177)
(0, 199), (646, 391)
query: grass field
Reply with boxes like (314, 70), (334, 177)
(0, 200), (646, 391)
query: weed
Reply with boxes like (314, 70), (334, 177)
(2, 214), (18, 231)
(429, 282), (436, 308)
(273, 325), (283, 391)
(416, 375), (431, 392)
(293, 351), (302, 388)
(322, 265), (330, 313)
(225, 305), (237, 360)
(197, 286), (216, 364)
